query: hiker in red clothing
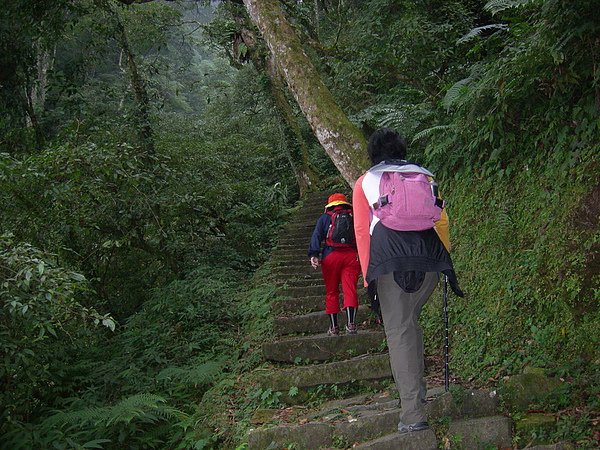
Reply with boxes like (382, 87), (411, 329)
(308, 193), (361, 336)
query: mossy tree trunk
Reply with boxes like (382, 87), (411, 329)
(266, 56), (320, 195)
(228, 3), (320, 194)
(243, 0), (369, 185)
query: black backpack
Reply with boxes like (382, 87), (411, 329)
(325, 207), (356, 248)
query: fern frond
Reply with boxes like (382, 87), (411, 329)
(411, 125), (453, 144)
(457, 24), (508, 44)
(107, 393), (166, 425)
(157, 360), (224, 386)
(378, 108), (407, 129)
(484, 0), (536, 16)
(46, 406), (108, 426)
(442, 78), (472, 112)
(45, 393), (179, 428)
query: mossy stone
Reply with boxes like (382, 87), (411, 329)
(523, 366), (548, 376)
(516, 413), (557, 445)
(498, 373), (562, 411)
(250, 408), (279, 425)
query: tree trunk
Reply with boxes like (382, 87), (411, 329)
(29, 41), (53, 116)
(114, 10), (155, 156)
(228, 3), (321, 192)
(266, 56), (320, 195)
(243, 0), (369, 185)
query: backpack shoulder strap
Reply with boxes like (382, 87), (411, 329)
(368, 161), (435, 178)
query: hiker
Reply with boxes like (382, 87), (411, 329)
(352, 128), (464, 434)
(308, 193), (361, 336)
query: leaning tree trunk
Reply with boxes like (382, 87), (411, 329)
(243, 0), (369, 185)
(229, 5), (320, 193)
(266, 56), (320, 195)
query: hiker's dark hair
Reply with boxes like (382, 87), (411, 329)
(367, 128), (407, 165)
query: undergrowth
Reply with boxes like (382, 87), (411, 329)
(191, 264), (282, 448)
(420, 148), (599, 447)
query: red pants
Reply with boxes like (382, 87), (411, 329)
(321, 249), (361, 314)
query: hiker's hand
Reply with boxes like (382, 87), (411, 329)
(310, 256), (320, 269)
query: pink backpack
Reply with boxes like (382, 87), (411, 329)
(373, 171), (443, 231)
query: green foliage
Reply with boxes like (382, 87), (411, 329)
(0, 1), (297, 448)
(2, 0), (600, 448)
(190, 267), (287, 448)
(0, 235), (114, 443)
(425, 0), (600, 174)
(3, 393), (187, 450)
(331, 433), (350, 449)
(422, 150), (599, 381)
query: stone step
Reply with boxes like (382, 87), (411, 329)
(272, 258), (313, 267)
(274, 308), (373, 334)
(274, 290), (369, 316)
(288, 212), (322, 222)
(447, 415), (512, 449)
(354, 401), (509, 449)
(294, 206), (325, 216)
(248, 409), (401, 450)
(271, 258), (309, 268)
(263, 330), (386, 362)
(272, 264), (318, 276)
(247, 391), (403, 450)
(278, 236), (311, 246)
(277, 277), (325, 288)
(279, 282), (367, 296)
(280, 223), (315, 233)
(257, 353), (392, 392)
(293, 196), (326, 207)
(277, 232), (314, 242)
(353, 429), (438, 450)
(275, 310), (328, 334)
(280, 284), (325, 298)
(519, 444), (572, 450)
(273, 295), (324, 315)
(274, 247), (311, 255)
(292, 196), (324, 205)
(247, 388), (502, 450)
(273, 247), (307, 257)
(278, 221), (317, 232)
(278, 226), (314, 237)
(274, 258), (314, 267)
(272, 252), (306, 262)
(275, 242), (311, 250)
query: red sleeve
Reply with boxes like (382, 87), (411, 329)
(353, 174), (371, 287)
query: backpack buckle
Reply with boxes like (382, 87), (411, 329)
(372, 195), (389, 210)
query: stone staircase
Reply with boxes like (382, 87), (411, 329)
(246, 192), (517, 449)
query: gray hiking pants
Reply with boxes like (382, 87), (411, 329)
(377, 271), (439, 424)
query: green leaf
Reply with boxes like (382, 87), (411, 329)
(82, 439), (112, 448)
(71, 272), (86, 282)
(456, 24), (508, 44)
(484, 0), (536, 16)
(47, 326), (57, 338)
(102, 318), (116, 332)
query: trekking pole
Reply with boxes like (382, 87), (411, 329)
(443, 275), (450, 392)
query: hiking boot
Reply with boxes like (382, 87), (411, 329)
(327, 325), (340, 336)
(397, 421), (429, 434)
(345, 322), (357, 335)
